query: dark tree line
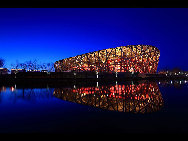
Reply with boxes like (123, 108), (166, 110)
(10, 59), (55, 72)
(0, 58), (5, 68)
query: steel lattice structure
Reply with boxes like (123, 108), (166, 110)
(55, 45), (160, 73)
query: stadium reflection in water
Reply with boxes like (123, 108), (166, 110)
(53, 81), (164, 114)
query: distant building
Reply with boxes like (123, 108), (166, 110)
(27, 70), (40, 72)
(11, 69), (26, 74)
(158, 69), (188, 77)
(41, 70), (48, 73)
(0, 68), (8, 75)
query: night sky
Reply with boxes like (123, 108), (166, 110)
(0, 8), (187, 71)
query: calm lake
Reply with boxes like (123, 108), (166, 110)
(0, 80), (187, 134)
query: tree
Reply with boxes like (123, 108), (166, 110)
(49, 62), (55, 72)
(0, 58), (5, 68)
(172, 67), (182, 73)
(41, 63), (47, 70)
(26, 60), (34, 71)
(10, 59), (55, 72)
(15, 60), (20, 69)
(20, 63), (27, 70)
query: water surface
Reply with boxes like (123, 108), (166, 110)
(0, 80), (187, 133)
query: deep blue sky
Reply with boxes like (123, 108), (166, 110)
(0, 8), (187, 70)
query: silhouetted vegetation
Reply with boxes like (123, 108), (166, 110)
(158, 67), (184, 73)
(10, 59), (55, 72)
(0, 58), (5, 68)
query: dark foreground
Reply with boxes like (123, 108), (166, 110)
(0, 72), (187, 86)
(0, 79), (188, 135)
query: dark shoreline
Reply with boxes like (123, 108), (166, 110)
(0, 72), (187, 88)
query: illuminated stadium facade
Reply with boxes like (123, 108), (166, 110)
(55, 45), (160, 73)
